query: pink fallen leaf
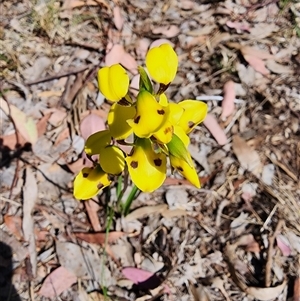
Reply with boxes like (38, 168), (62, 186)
(136, 38), (151, 58)
(105, 44), (125, 66)
(75, 231), (125, 245)
(221, 80), (235, 119)
(39, 266), (77, 298)
(241, 46), (274, 60)
(150, 39), (174, 49)
(129, 74), (140, 96)
(120, 52), (138, 74)
(80, 113), (106, 141)
(203, 114), (227, 145)
(122, 267), (162, 289)
(276, 234), (292, 256)
(243, 54), (270, 75)
(113, 6), (124, 31)
(226, 21), (250, 32)
(152, 25), (180, 38)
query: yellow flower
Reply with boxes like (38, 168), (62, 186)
(74, 165), (111, 200)
(127, 91), (168, 138)
(125, 139), (167, 192)
(178, 100), (208, 134)
(108, 103), (136, 140)
(99, 145), (125, 175)
(85, 130), (111, 156)
(170, 154), (200, 188)
(98, 64), (129, 102)
(146, 44), (178, 85)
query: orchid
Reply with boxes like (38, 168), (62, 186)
(74, 43), (208, 200)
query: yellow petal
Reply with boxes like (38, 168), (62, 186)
(125, 139), (166, 192)
(108, 103), (136, 140)
(98, 64), (129, 102)
(127, 91), (168, 138)
(174, 125), (190, 147)
(100, 145), (125, 175)
(178, 100), (208, 134)
(73, 166), (111, 200)
(146, 44), (178, 85)
(152, 120), (173, 144)
(85, 130), (111, 156)
(170, 155), (200, 188)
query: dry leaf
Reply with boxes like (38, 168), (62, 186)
(232, 135), (262, 176)
(22, 167), (38, 277)
(84, 200), (102, 232)
(150, 39), (174, 49)
(221, 80), (236, 119)
(276, 235), (292, 256)
(266, 60), (294, 74)
(152, 25), (180, 38)
(80, 114), (106, 141)
(125, 204), (168, 222)
(39, 266), (77, 298)
(74, 231), (125, 245)
(241, 46), (274, 60)
(1, 101), (38, 145)
(203, 114), (227, 145)
(226, 21), (250, 32)
(120, 52), (138, 74)
(105, 44), (125, 66)
(4, 215), (23, 240)
(113, 6), (124, 30)
(243, 55), (270, 75)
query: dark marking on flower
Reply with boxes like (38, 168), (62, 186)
(130, 161), (138, 169)
(188, 121), (195, 128)
(134, 116), (140, 124)
(177, 166), (184, 172)
(97, 183), (104, 190)
(164, 126), (173, 135)
(157, 109), (165, 115)
(154, 158), (162, 166)
(83, 172), (89, 178)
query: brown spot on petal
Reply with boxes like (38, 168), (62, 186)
(164, 126), (173, 134)
(177, 166), (184, 172)
(188, 121), (195, 128)
(97, 183), (104, 190)
(130, 161), (138, 169)
(157, 109), (165, 115)
(83, 172), (89, 178)
(134, 116), (140, 124)
(154, 158), (162, 166)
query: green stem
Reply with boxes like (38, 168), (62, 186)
(122, 185), (139, 216)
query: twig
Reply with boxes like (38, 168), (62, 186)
(25, 65), (92, 85)
(265, 219), (285, 287)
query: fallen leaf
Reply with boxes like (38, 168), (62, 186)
(221, 80), (236, 119)
(122, 267), (162, 290)
(84, 200), (102, 232)
(125, 204), (168, 222)
(232, 135), (262, 176)
(136, 38), (151, 58)
(113, 6), (124, 30)
(226, 21), (250, 32)
(4, 215), (23, 240)
(152, 25), (180, 38)
(266, 60), (294, 74)
(39, 266), (77, 298)
(276, 234), (292, 256)
(105, 44), (125, 66)
(243, 55), (270, 75)
(22, 167), (38, 277)
(203, 114), (227, 145)
(80, 113), (106, 141)
(74, 231), (125, 245)
(1, 101), (38, 145)
(149, 39), (174, 49)
(241, 46), (274, 60)
(120, 52), (138, 74)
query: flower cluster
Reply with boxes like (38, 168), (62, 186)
(74, 44), (207, 200)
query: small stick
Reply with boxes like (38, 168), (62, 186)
(265, 219), (285, 287)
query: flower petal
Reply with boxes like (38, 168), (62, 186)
(100, 145), (125, 175)
(73, 166), (111, 200)
(127, 91), (168, 138)
(85, 130), (111, 156)
(178, 100), (208, 133)
(145, 44), (178, 85)
(98, 64), (129, 102)
(170, 154), (200, 188)
(152, 120), (173, 144)
(125, 139), (167, 192)
(108, 103), (136, 140)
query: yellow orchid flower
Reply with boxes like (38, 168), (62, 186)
(108, 103), (136, 140)
(146, 44), (178, 86)
(170, 154), (200, 188)
(74, 165), (111, 200)
(85, 130), (111, 156)
(98, 64), (129, 102)
(178, 100), (208, 134)
(125, 138), (167, 192)
(127, 91), (168, 138)
(99, 145), (125, 175)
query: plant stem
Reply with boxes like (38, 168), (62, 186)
(122, 185), (139, 216)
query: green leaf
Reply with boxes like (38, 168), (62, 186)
(138, 66), (153, 94)
(167, 134), (193, 166)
